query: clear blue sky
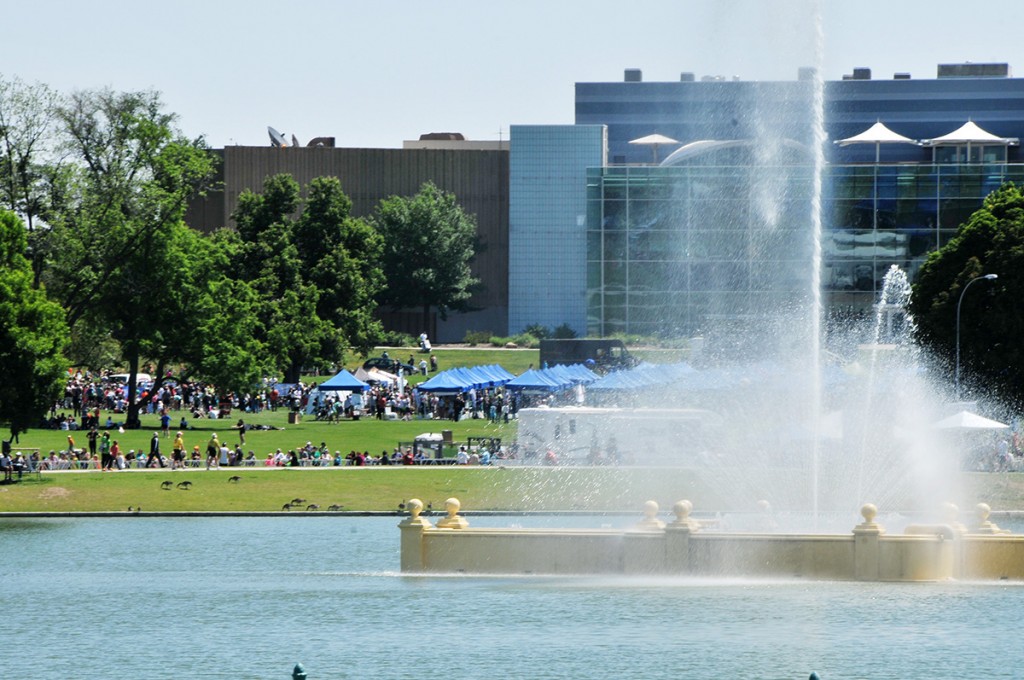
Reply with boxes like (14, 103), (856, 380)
(4, 0), (1023, 149)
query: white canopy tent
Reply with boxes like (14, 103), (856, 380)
(932, 410), (1009, 431)
(920, 120), (1019, 164)
(835, 120), (917, 162)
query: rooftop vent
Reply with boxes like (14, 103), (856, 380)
(418, 132), (465, 141)
(306, 136), (336, 147)
(938, 63), (1010, 78)
(852, 67), (872, 80)
(680, 72), (695, 82)
(893, 73), (911, 80)
(624, 69), (643, 82)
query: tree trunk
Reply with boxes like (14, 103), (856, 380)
(422, 303), (431, 341)
(284, 361), (302, 385)
(124, 350), (142, 429)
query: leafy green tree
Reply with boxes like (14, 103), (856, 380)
(372, 181), (480, 333)
(232, 174), (384, 382)
(0, 210), (68, 441)
(910, 183), (1024, 403)
(42, 89), (222, 426)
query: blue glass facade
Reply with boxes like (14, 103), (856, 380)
(576, 72), (1024, 165)
(585, 160), (1024, 337)
(509, 125), (606, 335)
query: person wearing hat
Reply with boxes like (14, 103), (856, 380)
(171, 431), (185, 470)
(147, 431), (166, 468)
(206, 433), (219, 470)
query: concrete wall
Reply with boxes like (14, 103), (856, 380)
(401, 506), (961, 582)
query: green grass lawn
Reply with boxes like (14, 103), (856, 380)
(3, 466), (1022, 514)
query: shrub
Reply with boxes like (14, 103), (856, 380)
(552, 323), (577, 339)
(379, 330), (416, 347)
(463, 330), (493, 346)
(522, 323), (551, 340)
(489, 334), (540, 348)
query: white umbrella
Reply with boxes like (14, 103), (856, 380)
(932, 410), (1009, 430)
(629, 133), (680, 163)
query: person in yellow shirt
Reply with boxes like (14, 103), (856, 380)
(172, 431), (185, 470)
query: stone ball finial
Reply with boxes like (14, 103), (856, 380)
(436, 497), (468, 529)
(672, 499), (693, 521)
(757, 499), (772, 513)
(861, 503), (878, 523)
(942, 502), (959, 522)
(634, 500), (665, 530)
(976, 502), (992, 522)
(407, 498), (423, 520)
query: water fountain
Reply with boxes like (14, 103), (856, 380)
(398, 2), (1020, 580)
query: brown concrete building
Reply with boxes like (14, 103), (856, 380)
(187, 143), (509, 341)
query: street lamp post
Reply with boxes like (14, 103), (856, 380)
(955, 273), (998, 398)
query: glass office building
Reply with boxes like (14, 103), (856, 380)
(509, 125), (607, 335)
(585, 158), (1024, 338)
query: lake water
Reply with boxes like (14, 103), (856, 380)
(3, 515), (1024, 679)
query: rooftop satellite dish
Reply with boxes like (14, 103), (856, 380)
(291, 134), (300, 148)
(267, 126), (287, 147)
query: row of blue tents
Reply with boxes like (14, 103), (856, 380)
(417, 363), (600, 395)
(315, 360), (714, 398)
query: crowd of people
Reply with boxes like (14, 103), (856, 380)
(4, 367), (524, 477)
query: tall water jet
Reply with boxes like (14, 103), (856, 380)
(807, 0), (827, 526)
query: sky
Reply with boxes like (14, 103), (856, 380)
(4, 0), (1024, 149)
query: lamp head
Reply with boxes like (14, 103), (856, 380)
(984, 274), (998, 280)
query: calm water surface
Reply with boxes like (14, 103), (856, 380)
(2, 516), (1023, 679)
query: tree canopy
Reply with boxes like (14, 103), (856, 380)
(372, 181), (479, 332)
(232, 174), (384, 382)
(910, 182), (1024, 403)
(0, 210), (68, 439)
(39, 88), (248, 426)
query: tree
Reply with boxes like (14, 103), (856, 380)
(232, 174), (384, 382)
(0, 75), (62, 231)
(372, 182), (480, 333)
(0, 74), (66, 284)
(910, 183), (1024, 403)
(0, 210), (68, 441)
(42, 89), (222, 426)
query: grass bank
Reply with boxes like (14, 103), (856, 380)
(3, 467), (1023, 514)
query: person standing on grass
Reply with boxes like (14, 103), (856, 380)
(172, 431), (185, 470)
(206, 433), (219, 470)
(147, 432), (166, 468)
(99, 431), (112, 470)
(87, 426), (99, 459)
(109, 440), (121, 470)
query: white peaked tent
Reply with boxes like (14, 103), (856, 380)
(920, 120), (1019, 163)
(921, 120), (1020, 147)
(932, 410), (1009, 431)
(835, 120), (917, 162)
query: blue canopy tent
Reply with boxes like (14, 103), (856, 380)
(587, 370), (648, 391)
(416, 370), (473, 394)
(318, 369), (369, 392)
(505, 368), (565, 393)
